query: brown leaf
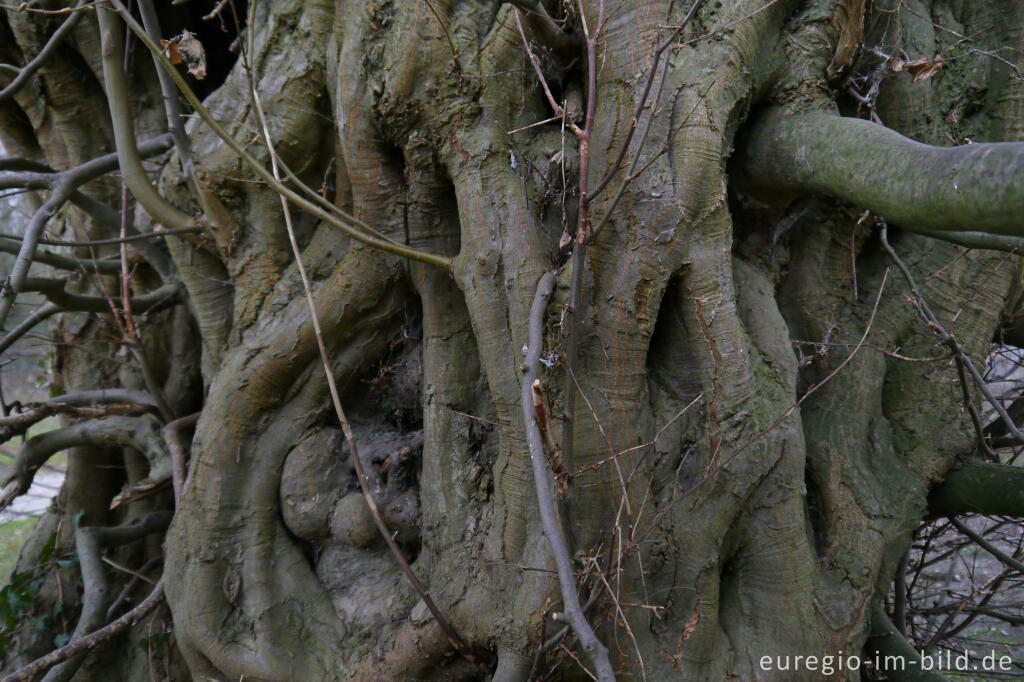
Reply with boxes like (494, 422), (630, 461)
(559, 227), (572, 250)
(161, 39), (183, 65)
(905, 55), (945, 82)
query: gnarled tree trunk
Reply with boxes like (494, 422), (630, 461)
(2, 0), (1024, 680)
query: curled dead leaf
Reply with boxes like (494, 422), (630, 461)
(162, 30), (207, 80)
(891, 55), (945, 81)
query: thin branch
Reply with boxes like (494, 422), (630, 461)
(949, 517), (1024, 574)
(522, 271), (615, 682)
(514, 10), (582, 138)
(163, 412), (200, 505)
(41, 512), (172, 682)
(0, 134), (173, 329)
(0, 236), (122, 273)
(880, 226), (1024, 446)
(0, 301), (58, 355)
(0, 226), (201, 247)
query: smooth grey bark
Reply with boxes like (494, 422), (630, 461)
(739, 109), (1024, 235)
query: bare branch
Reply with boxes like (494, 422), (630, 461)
(163, 412), (200, 505)
(0, 414), (171, 510)
(948, 517), (1024, 574)
(0, 134), (174, 329)
(521, 271), (615, 682)
(740, 109), (1024, 237)
(96, 6), (196, 232)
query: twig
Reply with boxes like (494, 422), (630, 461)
(0, 134), (173, 330)
(521, 271), (615, 682)
(880, 226), (1024, 446)
(0, 226), (201, 248)
(163, 412), (200, 505)
(949, 517), (1024, 574)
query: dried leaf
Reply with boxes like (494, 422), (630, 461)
(165, 30), (208, 80)
(161, 39), (183, 65)
(905, 55), (945, 82)
(559, 228), (572, 250)
(110, 477), (170, 509)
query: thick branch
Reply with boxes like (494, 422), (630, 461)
(928, 460), (1024, 518)
(108, 0), (454, 271)
(96, 7), (195, 231)
(739, 109), (1024, 236)
(521, 271), (614, 682)
(20, 277), (179, 314)
(0, 414), (171, 510)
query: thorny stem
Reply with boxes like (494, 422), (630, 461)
(522, 271), (615, 682)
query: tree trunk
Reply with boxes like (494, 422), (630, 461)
(2, 0), (1023, 680)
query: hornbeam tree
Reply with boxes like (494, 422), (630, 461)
(1, 0), (1024, 680)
